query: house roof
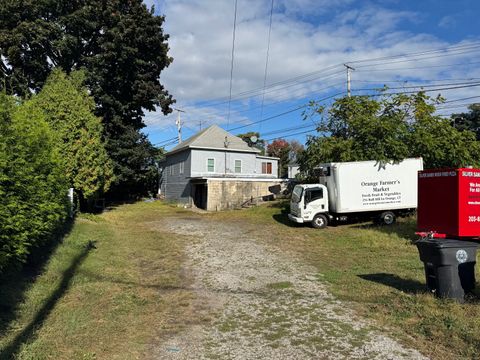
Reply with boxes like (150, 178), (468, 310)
(167, 124), (261, 155)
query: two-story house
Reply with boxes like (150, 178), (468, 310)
(159, 125), (285, 210)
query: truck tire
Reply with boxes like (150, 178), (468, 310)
(378, 211), (396, 225)
(312, 214), (328, 229)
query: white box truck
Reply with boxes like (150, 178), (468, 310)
(288, 158), (423, 228)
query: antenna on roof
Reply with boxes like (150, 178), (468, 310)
(173, 108), (185, 143)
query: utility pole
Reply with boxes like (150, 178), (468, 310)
(344, 64), (355, 97)
(173, 108), (185, 143)
(199, 119), (203, 131)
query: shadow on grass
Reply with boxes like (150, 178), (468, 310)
(0, 241), (93, 360)
(0, 220), (74, 337)
(352, 218), (418, 242)
(270, 202), (303, 228)
(358, 273), (426, 294)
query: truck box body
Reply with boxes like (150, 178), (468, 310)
(318, 158), (423, 214)
(417, 168), (480, 238)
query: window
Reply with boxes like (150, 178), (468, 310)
(179, 161), (184, 174)
(291, 185), (303, 203)
(207, 158), (215, 172)
(234, 160), (242, 173)
(306, 188), (323, 203)
(262, 162), (272, 174)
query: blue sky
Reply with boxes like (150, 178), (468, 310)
(142, 0), (480, 150)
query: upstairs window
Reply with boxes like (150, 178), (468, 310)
(179, 161), (184, 174)
(234, 160), (242, 173)
(207, 158), (215, 172)
(262, 162), (272, 174)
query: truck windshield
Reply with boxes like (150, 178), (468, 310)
(292, 186), (303, 203)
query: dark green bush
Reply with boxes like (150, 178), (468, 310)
(0, 94), (69, 271)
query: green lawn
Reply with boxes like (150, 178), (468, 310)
(0, 202), (195, 360)
(1, 200), (479, 359)
(222, 202), (480, 359)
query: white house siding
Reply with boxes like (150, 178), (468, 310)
(255, 156), (279, 178)
(288, 165), (300, 179)
(191, 149), (259, 177)
(160, 150), (192, 204)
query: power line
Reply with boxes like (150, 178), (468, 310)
(348, 42), (480, 64)
(200, 43), (480, 107)
(195, 64), (343, 106)
(258, 0), (275, 134)
(354, 80), (480, 92)
(155, 136), (178, 146)
(226, 0), (238, 130)
(352, 47), (480, 69)
(353, 77), (480, 84)
(264, 128), (317, 142)
(163, 44), (480, 119)
(355, 60), (480, 73)
(196, 68), (345, 109)
(262, 123), (317, 137)
(443, 95), (480, 104)
(229, 92), (345, 132)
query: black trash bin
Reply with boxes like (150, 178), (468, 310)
(416, 238), (479, 301)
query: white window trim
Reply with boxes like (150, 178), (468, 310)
(207, 158), (215, 172)
(234, 159), (242, 173)
(262, 161), (272, 174)
(179, 161), (184, 174)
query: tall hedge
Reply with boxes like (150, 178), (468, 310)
(30, 69), (114, 207)
(0, 94), (69, 271)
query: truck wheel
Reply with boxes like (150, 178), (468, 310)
(312, 214), (328, 229)
(379, 211), (396, 225)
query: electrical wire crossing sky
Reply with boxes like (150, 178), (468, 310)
(142, 0), (480, 149)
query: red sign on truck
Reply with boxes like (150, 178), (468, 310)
(418, 168), (480, 238)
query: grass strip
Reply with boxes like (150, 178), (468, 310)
(0, 202), (192, 360)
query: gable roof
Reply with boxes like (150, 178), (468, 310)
(167, 124), (261, 155)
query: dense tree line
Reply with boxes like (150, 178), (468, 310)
(0, 69), (116, 271)
(0, 0), (174, 198)
(0, 0), (173, 271)
(299, 92), (480, 177)
(0, 93), (69, 270)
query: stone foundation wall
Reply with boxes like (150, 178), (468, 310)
(206, 179), (287, 211)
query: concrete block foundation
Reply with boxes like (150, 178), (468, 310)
(205, 179), (287, 211)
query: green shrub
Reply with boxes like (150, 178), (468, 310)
(0, 94), (69, 270)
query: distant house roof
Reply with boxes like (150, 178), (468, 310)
(167, 124), (261, 155)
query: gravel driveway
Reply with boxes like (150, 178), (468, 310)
(151, 215), (427, 360)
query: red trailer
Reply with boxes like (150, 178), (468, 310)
(417, 168), (480, 238)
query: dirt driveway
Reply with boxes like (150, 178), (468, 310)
(151, 215), (427, 360)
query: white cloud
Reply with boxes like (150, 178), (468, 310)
(438, 15), (456, 29)
(146, 0), (480, 144)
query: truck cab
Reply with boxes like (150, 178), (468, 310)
(288, 184), (329, 228)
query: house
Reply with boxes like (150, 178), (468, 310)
(159, 125), (285, 210)
(287, 164), (300, 179)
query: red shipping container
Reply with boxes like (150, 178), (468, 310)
(417, 168), (480, 238)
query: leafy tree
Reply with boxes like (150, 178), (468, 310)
(451, 103), (480, 139)
(0, 94), (68, 270)
(267, 139), (291, 178)
(0, 0), (174, 198)
(29, 69), (114, 208)
(288, 140), (304, 164)
(237, 131), (266, 154)
(299, 92), (480, 176)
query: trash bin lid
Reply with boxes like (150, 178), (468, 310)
(417, 238), (480, 248)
